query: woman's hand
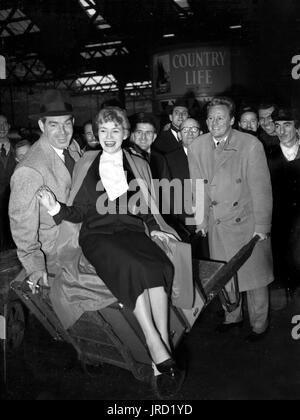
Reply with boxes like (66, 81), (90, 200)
(37, 186), (58, 212)
(151, 230), (178, 244)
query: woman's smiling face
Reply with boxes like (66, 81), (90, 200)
(98, 121), (126, 153)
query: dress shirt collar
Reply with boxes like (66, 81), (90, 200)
(213, 134), (229, 147)
(0, 140), (10, 154)
(101, 149), (123, 164)
(171, 128), (180, 142)
(50, 145), (65, 161)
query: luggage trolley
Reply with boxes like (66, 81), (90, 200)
(2, 236), (259, 397)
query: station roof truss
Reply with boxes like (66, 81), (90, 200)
(0, 0), (299, 92)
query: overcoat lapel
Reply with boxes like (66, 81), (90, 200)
(40, 135), (72, 184)
(211, 129), (238, 181)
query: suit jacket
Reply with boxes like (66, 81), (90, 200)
(0, 146), (16, 199)
(9, 135), (81, 276)
(153, 129), (181, 155)
(258, 128), (279, 156)
(188, 129), (273, 291)
(165, 147), (194, 233)
(267, 144), (300, 242)
(149, 149), (170, 181)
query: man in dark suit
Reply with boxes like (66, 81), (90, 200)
(0, 114), (16, 250)
(268, 107), (300, 292)
(165, 118), (209, 258)
(153, 99), (189, 155)
(130, 113), (171, 218)
(258, 103), (280, 155)
(9, 90), (81, 294)
(131, 113), (170, 180)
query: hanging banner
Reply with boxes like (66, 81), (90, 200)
(0, 55), (6, 79)
(152, 46), (231, 100)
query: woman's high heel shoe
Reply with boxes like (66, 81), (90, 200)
(154, 358), (185, 398)
(156, 358), (177, 376)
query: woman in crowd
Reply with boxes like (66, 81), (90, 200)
(37, 107), (183, 388)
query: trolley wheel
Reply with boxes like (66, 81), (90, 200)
(6, 300), (26, 351)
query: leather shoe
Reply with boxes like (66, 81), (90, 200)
(215, 321), (243, 333)
(245, 329), (269, 343)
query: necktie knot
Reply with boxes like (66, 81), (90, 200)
(63, 149), (75, 176)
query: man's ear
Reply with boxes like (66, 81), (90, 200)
(230, 117), (235, 127)
(169, 113), (173, 123)
(38, 119), (45, 133)
(151, 133), (157, 144)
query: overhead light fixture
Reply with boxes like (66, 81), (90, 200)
(163, 33), (175, 38)
(229, 25), (242, 29)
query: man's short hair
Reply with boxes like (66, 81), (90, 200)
(83, 120), (93, 131)
(237, 106), (258, 121)
(131, 113), (159, 133)
(272, 107), (300, 128)
(95, 106), (129, 130)
(170, 98), (189, 114)
(258, 103), (277, 112)
(207, 96), (236, 118)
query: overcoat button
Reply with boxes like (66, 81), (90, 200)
(216, 219), (221, 225)
(233, 202), (238, 207)
(204, 179), (208, 184)
(236, 218), (241, 223)
(236, 178), (242, 183)
(211, 200), (218, 206)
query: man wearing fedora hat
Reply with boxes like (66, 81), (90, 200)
(9, 90), (81, 293)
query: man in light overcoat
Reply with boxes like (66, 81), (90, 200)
(9, 90), (81, 293)
(188, 96), (274, 342)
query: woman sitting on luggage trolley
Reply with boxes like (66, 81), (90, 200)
(37, 107), (183, 392)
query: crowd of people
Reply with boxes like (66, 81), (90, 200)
(1, 88), (299, 396)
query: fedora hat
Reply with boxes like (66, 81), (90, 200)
(29, 89), (74, 120)
(271, 107), (298, 122)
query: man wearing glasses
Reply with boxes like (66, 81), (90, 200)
(165, 118), (209, 258)
(153, 99), (189, 154)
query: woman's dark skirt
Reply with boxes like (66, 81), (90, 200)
(80, 230), (174, 310)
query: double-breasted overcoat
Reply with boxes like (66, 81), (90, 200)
(188, 129), (274, 291)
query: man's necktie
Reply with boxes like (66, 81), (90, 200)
(63, 149), (75, 176)
(1, 144), (6, 158)
(171, 124), (181, 142)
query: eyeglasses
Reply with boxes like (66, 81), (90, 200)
(180, 127), (200, 135)
(135, 130), (155, 139)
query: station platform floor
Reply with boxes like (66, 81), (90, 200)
(1, 287), (300, 401)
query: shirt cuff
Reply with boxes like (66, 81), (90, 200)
(48, 202), (61, 216)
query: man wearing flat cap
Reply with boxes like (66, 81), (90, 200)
(9, 90), (81, 293)
(268, 107), (300, 292)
